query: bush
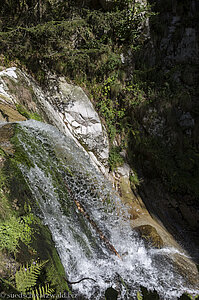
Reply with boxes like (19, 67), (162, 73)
(108, 147), (124, 171)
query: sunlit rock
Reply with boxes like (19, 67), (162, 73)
(46, 76), (109, 164)
(0, 67), (109, 171)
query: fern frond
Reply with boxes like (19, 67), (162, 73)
(137, 291), (143, 300)
(15, 260), (49, 293)
(32, 283), (54, 300)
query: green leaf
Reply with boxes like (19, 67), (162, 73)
(15, 260), (49, 293)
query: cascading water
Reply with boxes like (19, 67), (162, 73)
(14, 120), (198, 299)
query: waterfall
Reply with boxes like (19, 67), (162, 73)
(15, 120), (198, 299)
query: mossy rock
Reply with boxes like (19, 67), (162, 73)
(0, 123), (15, 155)
(105, 287), (118, 300)
(140, 286), (159, 299)
(0, 103), (26, 122)
(0, 251), (19, 279)
(15, 220), (69, 293)
(0, 123), (69, 295)
(134, 225), (163, 248)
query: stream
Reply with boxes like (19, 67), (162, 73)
(15, 120), (199, 299)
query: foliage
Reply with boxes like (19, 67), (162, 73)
(1, 0), (198, 206)
(15, 260), (54, 299)
(91, 74), (147, 143)
(108, 146), (124, 171)
(185, 294), (199, 300)
(15, 260), (48, 293)
(137, 290), (143, 300)
(32, 283), (54, 300)
(129, 172), (140, 186)
(0, 0), (154, 159)
(0, 0), (154, 81)
(0, 214), (35, 253)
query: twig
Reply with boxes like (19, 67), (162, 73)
(63, 276), (96, 285)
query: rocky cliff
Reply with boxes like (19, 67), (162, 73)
(125, 0), (199, 260)
(0, 0), (199, 298)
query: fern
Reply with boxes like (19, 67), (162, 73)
(0, 214), (35, 253)
(137, 291), (143, 300)
(15, 260), (48, 294)
(32, 283), (54, 300)
(186, 294), (199, 300)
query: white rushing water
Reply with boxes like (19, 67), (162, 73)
(15, 120), (198, 299)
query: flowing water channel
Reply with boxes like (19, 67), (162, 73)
(15, 120), (199, 299)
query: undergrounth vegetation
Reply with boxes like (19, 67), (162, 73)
(0, 129), (70, 299)
(0, 0), (199, 298)
(0, 0), (198, 202)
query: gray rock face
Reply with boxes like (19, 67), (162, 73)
(161, 25), (198, 65)
(142, 108), (166, 138)
(47, 77), (109, 164)
(151, 1), (199, 66)
(0, 67), (109, 172)
(179, 112), (195, 129)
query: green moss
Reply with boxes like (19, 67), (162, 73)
(15, 104), (42, 121)
(129, 172), (140, 186)
(31, 221), (70, 294)
(0, 165), (14, 220)
(0, 125), (71, 296)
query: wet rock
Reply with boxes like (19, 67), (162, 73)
(105, 287), (118, 300)
(171, 253), (199, 288)
(134, 225), (164, 248)
(0, 103), (26, 122)
(0, 252), (19, 278)
(111, 164), (177, 249)
(0, 123), (15, 155)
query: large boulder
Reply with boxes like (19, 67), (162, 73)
(0, 67), (109, 171)
(46, 76), (109, 164)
